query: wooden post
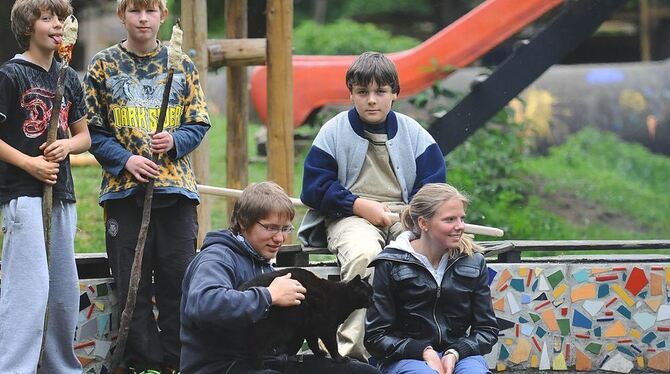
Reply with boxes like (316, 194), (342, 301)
(225, 0), (249, 215)
(266, 0), (294, 195)
(640, 0), (651, 61)
(181, 0), (211, 245)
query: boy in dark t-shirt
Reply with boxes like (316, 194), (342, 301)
(0, 0), (90, 373)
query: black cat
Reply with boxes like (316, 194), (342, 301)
(239, 267), (373, 365)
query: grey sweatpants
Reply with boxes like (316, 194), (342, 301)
(0, 197), (82, 374)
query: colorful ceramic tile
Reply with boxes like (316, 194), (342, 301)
(510, 278), (525, 292)
(642, 331), (657, 344)
(506, 292), (521, 314)
(658, 341), (667, 349)
(637, 355), (645, 369)
(547, 270), (565, 289)
(496, 268), (512, 290)
(586, 342), (603, 355)
(572, 309), (593, 329)
(591, 267), (609, 275)
(648, 351), (670, 372)
(666, 267), (670, 283)
(600, 352), (634, 373)
(530, 354), (539, 368)
(519, 267), (528, 277)
(541, 309), (559, 332)
(630, 329), (641, 340)
(573, 268), (590, 283)
(496, 362), (506, 371)
(594, 326), (602, 337)
(532, 278), (539, 292)
(553, 283), (568, 299)
(552, 352), (567, 370)
(612, 284), (635, 307)
(487, 267), (497, 287)
(533, 292), (548, 301)
(598, 284), (610, 298)
(498, 318), (515, 331)
(521, 294), (531, 304)
(536, 326), (547, 338)
(521, 323), (534, 336)
(625, 267), (649, 296)
(646, 297), (663, 312)
(583, 299), (605, 316)
(557, 318), (570, 336)
(571, 283), (597, 302)
(493, 297), (505, 312)
(616, 346), (634, 357)
(633, 312), (656, 331)
(604, 320), (627, 338)
(537, 275), (551, 292)
(529, 313), (541, 323)
(539, 342), (551, 370)
(534, 267), (544, 276)
(499, 345), (510, 361)
(616, 305), (632, 319)
(509, 338), (531, 364)
(658, 304), (670, 321)
(575, 348), (592, 371)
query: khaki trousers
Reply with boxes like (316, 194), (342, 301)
(325, 214), (404, 362)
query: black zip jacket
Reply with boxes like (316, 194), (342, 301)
(364, 244), (498, 364)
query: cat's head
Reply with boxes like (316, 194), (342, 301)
(347, 274), (374, 308)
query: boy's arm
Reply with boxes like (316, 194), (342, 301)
(88, 124), (133, 176)
(41, 116), (91, 162)
(0, 139), (59, 185)
(301, 145), (358, 218)
(151, 121), (210, 159)
(410, 142), (446, 198)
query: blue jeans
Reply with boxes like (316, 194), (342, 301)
(380, 355), (489, 374)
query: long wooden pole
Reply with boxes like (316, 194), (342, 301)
(225, 0), (249, 216)
(182, 0), (210, 246)
(39, 14), (78, 368)
(266, 0), (294, 195)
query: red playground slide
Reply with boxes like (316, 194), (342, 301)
(249, 0), (563, 128)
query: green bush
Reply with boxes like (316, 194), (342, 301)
(293, 20), (419, 55)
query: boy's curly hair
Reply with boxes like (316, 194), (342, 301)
(11, 0), (73, 50)
(346, 51), (400, 95)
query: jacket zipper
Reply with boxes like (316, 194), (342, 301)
(433, 255), (466, 346)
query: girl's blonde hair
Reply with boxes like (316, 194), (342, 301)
(11, 0), (73, 50)
(229, 182), (295, 234)
(401, 183), (480, 257)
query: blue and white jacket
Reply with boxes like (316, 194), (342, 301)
(298, 109), (446, 247)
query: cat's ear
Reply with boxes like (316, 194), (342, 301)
(362, 275), (371, 284)
(352, 274), (362, 282)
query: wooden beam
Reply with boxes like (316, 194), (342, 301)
(208, 38), (266, 68)
(181, 0), (211, 246)
(265, 0), (294, 195)
(225, 0), (249, 216)
(639, 0), (651, 61)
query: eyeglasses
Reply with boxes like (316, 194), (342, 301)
(257, 221), (295, 235)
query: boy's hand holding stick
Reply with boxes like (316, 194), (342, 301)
(106, 21), (183, 373)
(42, 14), (77, 264)
(39, 14), (78, 367)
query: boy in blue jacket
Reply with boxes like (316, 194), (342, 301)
(298, 51), (446, 361)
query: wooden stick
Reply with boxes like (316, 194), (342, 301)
(196, 184), (505, 237)
(105, 68), (174, 373)
(39, 14), (78, 368)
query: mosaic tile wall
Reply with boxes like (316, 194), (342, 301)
(75, 278), (118, 373)
(5, 263), (670, 373)
(486, 263), (670, 373)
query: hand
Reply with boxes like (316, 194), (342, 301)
(352, 198), (393, 226)
(125, 155), (160, 183)
(423, 347), (444, 374)
(267, 273), (306, 307)
(150, 131), (174, 154)
(40, 139), (71, 162)
(441, 351), (458, 374)
(26, 155), (59, 185)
